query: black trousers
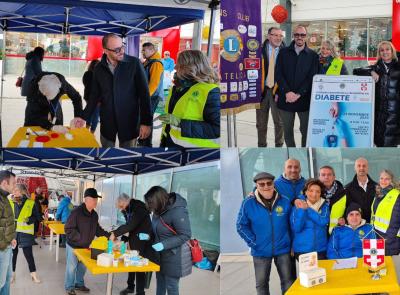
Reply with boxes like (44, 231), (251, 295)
(12, 245), (36, 272)
(127, 272), (145, 295)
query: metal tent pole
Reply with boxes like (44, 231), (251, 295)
(233, 113), (237, 147)
(206, 0), (219, 58)
(227, 114), (232, 147)
(0, 30), (6, 147)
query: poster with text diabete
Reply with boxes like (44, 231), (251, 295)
(307, 75), (374, 148)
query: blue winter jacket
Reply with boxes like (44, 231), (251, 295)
(291, 195), (330, 254)
(237, 192), (292, 257)
(56, 196), (73, 224)
(327, 222), (375, 259)
(274, 174), (306, 202)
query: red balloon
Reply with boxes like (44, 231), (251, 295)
(271, 5), (288, 24)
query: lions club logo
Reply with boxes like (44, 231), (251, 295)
(275, 206), (284, 215)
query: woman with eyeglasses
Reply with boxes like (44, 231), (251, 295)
(237, 172), (294, 295)
(159, 50), (220, 148)
(353, 41), (400, 147)
(291, 179), (330, 260)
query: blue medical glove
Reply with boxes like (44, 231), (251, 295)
(138, 233), (150, 241)
(152, 242), (164, 252)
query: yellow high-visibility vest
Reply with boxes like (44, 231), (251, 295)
(371, 188), (400, 237)
(326, 58), (344, 75)
(9, 198), (35, 235)
(162, 83), (220, 148)
(329, 194), (347, 234)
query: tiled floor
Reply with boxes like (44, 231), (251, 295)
(11, 240), (219, 295)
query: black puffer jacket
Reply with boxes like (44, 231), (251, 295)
(112, 199), (157, 263)
(344, 174), (377, 223)
(353, 60), (400, 147)
(24, 72), (83, 130)
(152, 193), (192, 278)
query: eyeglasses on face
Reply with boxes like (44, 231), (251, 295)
(269, 33), (284, 38)
(257, 181), (274, 187)
(106, 43), (126, 54)
(294, 33), (307, 38)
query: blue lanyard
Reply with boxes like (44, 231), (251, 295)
(50, 100), (60, 116)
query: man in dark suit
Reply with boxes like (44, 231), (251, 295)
(276, 25), (319, 147)
(256, 27), (285, 147)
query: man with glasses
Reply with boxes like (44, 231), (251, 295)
(237, 172), (294, 295)
(276, 25), (319, 147)
(257, 27), (285, 147)
(80, 33), (152, 147)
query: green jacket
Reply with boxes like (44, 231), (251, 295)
(0, 188), (16, 250)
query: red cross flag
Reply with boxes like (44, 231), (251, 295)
(363, 239), (385, 270)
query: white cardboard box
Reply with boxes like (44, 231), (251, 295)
(298, 252), (327, 288)
(299, 267), (327, 287)
(97, 253), (114, 267)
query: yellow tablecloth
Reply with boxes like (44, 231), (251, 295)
(74, 249), (160, 275)
(7, 126), (99, 147)
(48, 223), (65, 235)
(286, 256), (400, 295)
(42, 220), (62, 226)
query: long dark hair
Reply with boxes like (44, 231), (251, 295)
(144, 186), (170, 215)
(33, 47), (45, 61)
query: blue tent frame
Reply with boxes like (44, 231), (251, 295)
(0, 0), (206, 36)
(1, 148), (220, 179)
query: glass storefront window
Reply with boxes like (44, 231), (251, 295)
(135, 172), (171, 202)
(313, 148), (400, 185)
(239, 148), (310, 196)
(171, 164), (220, 251)
(327, 19), (368, 73)
(291, 21), (325, 51)
(369, 18), (392, 58)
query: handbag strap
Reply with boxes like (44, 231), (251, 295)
(20, 64), (26, 77)
(160, 216), (177, 235)
(159, 216), (193, 248)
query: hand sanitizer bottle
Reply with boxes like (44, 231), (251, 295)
(107, 240), (113, 254)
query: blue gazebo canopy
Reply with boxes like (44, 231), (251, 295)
(1, 148), (219, 178)
(0, 0), (205, 36)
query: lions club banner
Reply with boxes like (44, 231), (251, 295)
(220, 0), (262, 114)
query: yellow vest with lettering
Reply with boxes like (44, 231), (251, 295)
(371, 188), (400, 237)
(326, 58), (344, 75)
(329, 194), (347, 234)
(162, 83), (220, 148)
(9, 198), (35, 235)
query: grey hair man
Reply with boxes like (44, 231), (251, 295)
(110, 194), (154, 295)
